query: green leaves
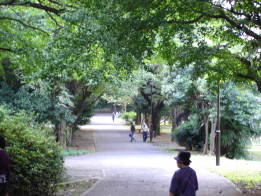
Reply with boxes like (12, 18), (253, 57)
(0, 106), (63, 196)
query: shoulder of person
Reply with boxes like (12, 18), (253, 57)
(0, 149), (11, 161)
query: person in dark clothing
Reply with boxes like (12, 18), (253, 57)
(112, 112), (116, 122)
(129, 122), (136, 142)
(0, 135), (11, 196)
(169, 151), (198, 196)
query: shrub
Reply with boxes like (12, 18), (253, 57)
(172, 115), (204, 150)
(220, 83), (261, 159)
(120, 111), (137, 122)
(0, 107), (64, 196)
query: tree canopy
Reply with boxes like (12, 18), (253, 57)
(1, 0), (260, 155)
(94, 0), (260, 91)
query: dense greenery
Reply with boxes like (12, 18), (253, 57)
(169, 68), (261, 158)
(0, 0), (135, 145)
(220, 83), (261, 158)
(0, 107), (63, 196)
(173, 114), (204, 150)
(0, 1), (260, 194)
(0, 81), (75, 124)
(120, 111), (137, 123)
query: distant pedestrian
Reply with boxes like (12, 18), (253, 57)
(129, 122), (136, 142)
(169, 151), (198, 196)
(0, 135), (11, 196)
(112, 112), (116, 122)
(141, 122), (149, 142)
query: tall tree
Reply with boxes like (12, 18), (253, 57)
(94, 0), (260, 92)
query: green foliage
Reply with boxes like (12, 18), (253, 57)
(0, 107), (64, 196)
(162, 65), (194, 105)
(61, 149), (89, 157)
(172, 80), (261, 159)
(172, 114), (204, 150)
(220, 83), (261, 158)
(120, 111), (137, 122)
(0, 81), (76, 125)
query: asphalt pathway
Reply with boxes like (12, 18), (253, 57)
(65, 113), (242, 196)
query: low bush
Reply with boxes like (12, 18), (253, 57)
(172, 115), (204, 150)
(120, 111), (137, 122)
(0, 106), (64, 196)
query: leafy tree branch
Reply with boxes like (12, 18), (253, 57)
(0, 16), (50, 35)
(0, 0), (65, 15)
(0, 47), (14, 52)
(166, 15), (204, 25)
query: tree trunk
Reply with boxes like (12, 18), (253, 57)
(55, 122), (67, 147)
(202, 114), (209, 154)
(209, 117), (217, 155)
(150, 101), (164, 141)
(136, 112), (141, 125)
(153, 110), (161, 136)
(170, 108), (177, 141)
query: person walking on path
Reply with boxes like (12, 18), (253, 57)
(0, 135), (11, 196)
(112, 112), (116, 123)
(129, 122), (136, 142)
(169, 151), (198, 196)
(141, 121), (149, 142)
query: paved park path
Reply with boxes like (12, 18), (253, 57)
(65, 113), (242, 196)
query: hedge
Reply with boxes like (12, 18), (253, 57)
(0, 107), (64, 196)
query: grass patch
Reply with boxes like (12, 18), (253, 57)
(166, 149), (261, 192)
(193, 153), (261, 184)
(246, 151), (261, 161)
(61, 148), (89, 157)
(161, 127), (171, 134)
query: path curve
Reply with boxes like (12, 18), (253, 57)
(65, 113), (242, 196)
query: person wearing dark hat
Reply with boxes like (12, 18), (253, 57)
(0, 135), (11, 196)
(169, 151), (198, 196)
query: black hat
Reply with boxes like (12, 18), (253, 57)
(174, 151), (191, 164)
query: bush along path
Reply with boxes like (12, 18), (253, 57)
(0, 107), (63, 196)
(64, 113), (242, 196)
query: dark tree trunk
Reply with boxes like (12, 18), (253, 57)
(150, 101), (164, 141)
(54, 122), (67, 147)
(209, 117), (217, 155)
(203, 114), (209, 154)
(256, 80), (261, 93)
(136, 112), (141, 125)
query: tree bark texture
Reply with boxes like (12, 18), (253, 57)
(55, 122), (67, 147)
(203, 114), (209, 154)
(209, 117), (217, 155)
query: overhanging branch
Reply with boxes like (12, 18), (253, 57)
(201, 11), (261, 41)
(48, 0), (78, 9)
(166, 15), (204, 24)
(0, 47), (14, 52)
(237, 73), (255, 81)
(0, 0), (15, 6)
(0, 16), (50, 35)
(0, 1), (65, 15)
(235, 56), (252, 67)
